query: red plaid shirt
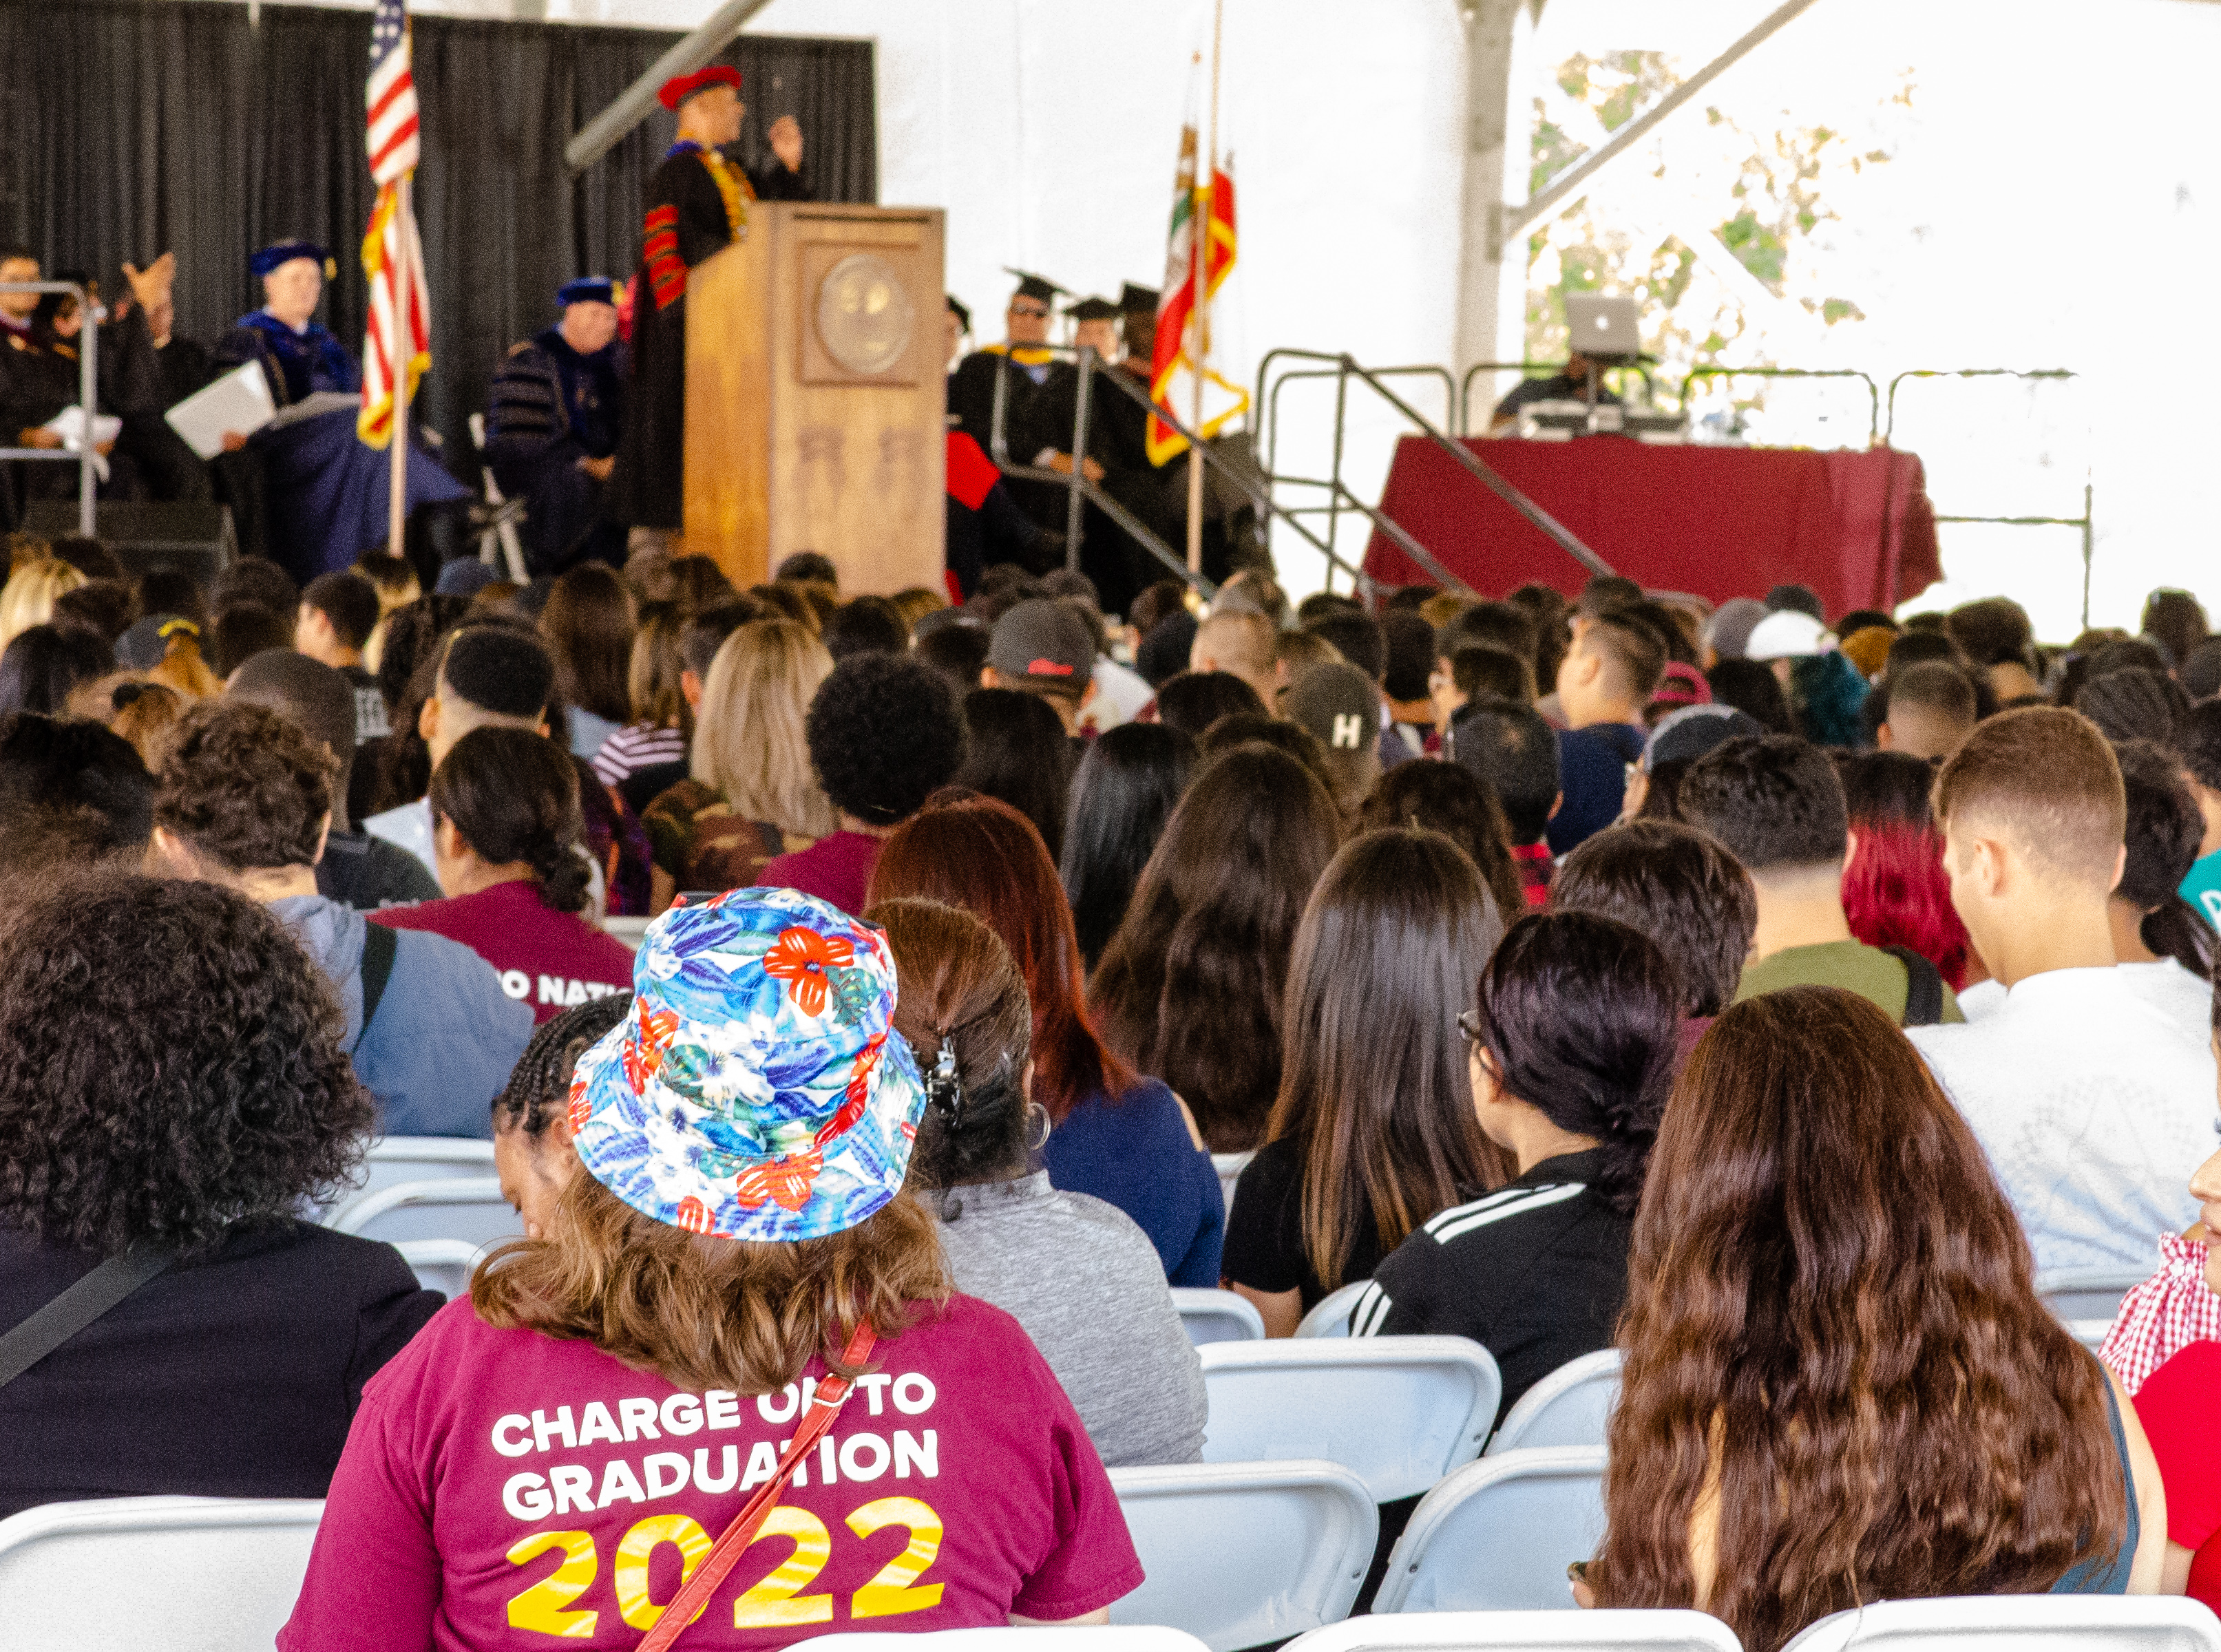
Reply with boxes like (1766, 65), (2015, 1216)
(1512, 840), (1553, 909)
(2099, 1231), (2221, 1394)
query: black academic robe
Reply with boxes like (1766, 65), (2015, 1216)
(946, 348), (1084, 538)
(155, 335), (215, 410)
(1073, 360), (1192, 617)
(608, 144), (810, 532)
(486, 326), (629, 573)
(0, 306), (209, 508)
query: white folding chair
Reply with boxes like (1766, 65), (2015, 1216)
(1172, 1289), (1265, 1346)
(467, 411), (529, 580)
(803, 1629), (1210, 1652)
(1211, 1152), (1253, 1225)
(394, 1238), (486, 1298)
(1296, 1281), (1369, 1339)
(2033, 1266), (2147, 1324)
(0, 1495), (323, 1652)
(326, 1176), (523, 1248)
(602, 915), (651, 952)
(310, 1135), (498, 1223)
(2066, 1317), (2115, 1353)
(1287, 1608), (1742, 1652)
(1198, 1338), (1501, 1501)
(1372, 1447), (1607, 1614)
(1781, 1595), (2221, 1651)
(1110, 1460), (1377, 1652)
(1486, 1351), (1622, 1455)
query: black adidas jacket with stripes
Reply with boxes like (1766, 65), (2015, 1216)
(1348, 1148), (1630, 1429)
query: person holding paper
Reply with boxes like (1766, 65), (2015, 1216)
(212, 241), (465, 580)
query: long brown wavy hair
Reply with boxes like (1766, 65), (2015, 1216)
(473, 1171), (949, 1394)
(1590, 986), (2126, 1652)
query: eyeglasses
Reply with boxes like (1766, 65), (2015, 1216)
(1457, 1010), (1484, 1046)
(1009, 302), (1050, 319)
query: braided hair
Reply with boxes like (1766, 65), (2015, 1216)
(865, 897), (1033, 1189)
(492, 992), (633, 1138)
(429, 724), (592, 911)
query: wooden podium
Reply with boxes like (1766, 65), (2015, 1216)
(683, 202), (946, 593)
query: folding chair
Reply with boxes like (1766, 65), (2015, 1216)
(1110, 1460), (1377, 1652)
(803, 1629), (1210, 1652)
(467, 412), (529, 580)
(326, 1176), (523, 1249)
(1486, 1351), (1622, 1455)
(2032, 1266), (2148, 1324)
(0, 1494), (323, 1652)
(1211, 1152), (1253, 1224)
(1372, 1447), (1607, 1613)
(2065, 1317), (2114, 1353)
(310, 1135), (498, 1224)
(1198, 1338), (1501, 1501)
(1296, 1281), (1369, 1339)
(1287, 1608), (1743, 1652)
(1172, 1289), (1265, 1346)
(603, 915), (651, 952)
(394, 1238), (485, 1298)
(1780, 1595), (2221, 1651)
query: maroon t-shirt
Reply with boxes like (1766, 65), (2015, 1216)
(372, 880), (636, 1024)
(278, 1293), (1143, 1652)
(757, 830), (883, 918)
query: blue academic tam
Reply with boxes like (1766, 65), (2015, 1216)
(251, 240), (335, 279)
(557, 277), (617, 308)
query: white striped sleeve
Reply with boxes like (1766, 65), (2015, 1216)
(1349, 1279), (1393, 1337)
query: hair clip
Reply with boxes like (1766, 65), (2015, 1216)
(924, 1035), (964, 1129)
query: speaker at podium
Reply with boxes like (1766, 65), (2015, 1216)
(684, 203), (947, 594)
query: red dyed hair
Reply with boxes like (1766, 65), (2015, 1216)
(1840, 820), (1972, 990)
(865, 793), (1136, 1122)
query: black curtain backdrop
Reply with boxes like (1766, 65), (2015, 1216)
(0, 1), (876, 474)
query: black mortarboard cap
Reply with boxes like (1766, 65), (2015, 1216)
(1119, 282), (1160, 314)
(1065, 296), (1119, 322)
(945, 294), (971, 330)
(1003, 268), (1068, 304)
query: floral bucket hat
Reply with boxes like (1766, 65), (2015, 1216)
(569, 887), (927, 1241)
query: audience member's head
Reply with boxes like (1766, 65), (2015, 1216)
(136, 569), (207, 630)
(1091, 745), (1340, 1152)
(625, 601), (691, 734)
(2075, 665), (2189, 747)
(1557, 609), (1666, 728)
(0, 713), (154, 872)
(870, 794), (1133, 1126)
(152, 700), (335, 885)
(2139, 588), (2208, 668)
(691, 618), (836, 839)
(676, 596), (759, 695)
(0, 559), (87, 655)
(1211, 569), (1289, 631)
(1703, 657), (1794, 733)
(1356, 756), (1526, 928)
(1933, 707), (2125, 986)
(984, 597), (1095, 734)
(1838, 749), (1973, 991)
(1266, 828), (1507, 1291)
(1270, 625), (1342, 714)
(103, 680), (185, 769)
(914, 618), (993, 697)
(1878, 659), (1978, 759)
(2180, 637), (2221, 702)
(1378, 609), (1436, 710)
(429, 726), (590, 913)
(1680, 734), (1847, 882)
(1946, 596), (2036, 671)
(52, 578), (136, 644)
(1450, 699), (1561, 847)
(353, 551), (421, 616)
(209, 558), (301, 626)
(1285, 659), (1382, 814)
(1592, 985), (2127, 1650)
(49, 533), (123, 583)
(2087, 637), (2172, 681)
(805, 651), (965, 831)
(295, 571), (381, 669)
(1303, 607), (1385, 684)
(0, 871), (372, 1255)
(1187, 607), (1278, 710)
(1551, 820), (1758, 1018)
(1762, 582), (1825, 622)
(1128, 580), (1188, 642)
(823, 595), (908, 662)
(773, 551), (839, 590)
(374, 593), (471, 714)
(1197, 713), (1334, 796)
(422, 624), (555, 770)
(0, 623), (111, 717)
(953, 687), (1076, 861)
(1059, 721), (1199, 971)
(207, 602), (293, 679)
(1448, 643), (1535, 710)
(2112, 737), (2213, 979)
(2178, 701), (2221, 856)
(1701, 597), (1770, 666)
(1155, 669), (1265, 740)
(1469, 910), (1678, 1211)
(1441, 600), (1538, 675)
(227, 650), (359, 828)
(488, 993), (631, 1238)
(540, 564), (637, 727)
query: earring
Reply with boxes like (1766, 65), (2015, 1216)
(1025, 1103), (1051, 1152)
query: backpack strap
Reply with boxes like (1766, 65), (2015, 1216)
(1884, 944), (1945, 1028)
(0, 1247), (176, 1392)
(360, 921), (400, 1032)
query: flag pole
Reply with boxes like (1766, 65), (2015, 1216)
(1185, 0), (1223, 578)
(388, 175), (412, 560)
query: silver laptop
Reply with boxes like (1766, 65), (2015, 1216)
(1563, 293), (1641, 358)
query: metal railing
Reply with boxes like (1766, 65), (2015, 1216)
(0, 282), (99, 535)
(1456, 359), (1655, 435)
(1255, 348), (1616, 589)
(1884, 368), (2094, 627)
(1677, 366), (1881, 449)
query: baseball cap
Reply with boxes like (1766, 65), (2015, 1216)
(115, 614), (197, 672)
(567, 887), (927, 1242)
(1287, 660), (1381, 754)
(988, 597), (1094, 687)
(1643, 704), (1767, 770)
(1701, 597), (1770, 662)
(1744, 609), (1835, 662)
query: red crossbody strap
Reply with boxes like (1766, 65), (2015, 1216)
(635, 1321), (879, 1652)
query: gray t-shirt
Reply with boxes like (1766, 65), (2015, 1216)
(931, 1172), (1207, 1467)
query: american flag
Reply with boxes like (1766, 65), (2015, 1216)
(358, 0), (428, 448)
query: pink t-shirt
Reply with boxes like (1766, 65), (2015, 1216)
(758, 830), (883, 919)
(374, 880), (637, 1025)
(279, 1293), (1141, 1652)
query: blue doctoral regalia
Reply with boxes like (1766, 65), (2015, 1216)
(213, 311), (468, 580)
(485, 324), (629, 573)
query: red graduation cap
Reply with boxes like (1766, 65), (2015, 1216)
(658, 65), (742, 112)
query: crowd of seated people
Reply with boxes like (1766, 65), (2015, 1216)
(8, 529), (2221, 1646)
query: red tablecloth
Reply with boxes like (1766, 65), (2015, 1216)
(1360, 436), (1941, 615)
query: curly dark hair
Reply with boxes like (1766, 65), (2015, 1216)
(803, 652), (966, 825)
(493, 992), (632, 1138)
(0, 871), (372, 1253)
(154, 700), (335, 871)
